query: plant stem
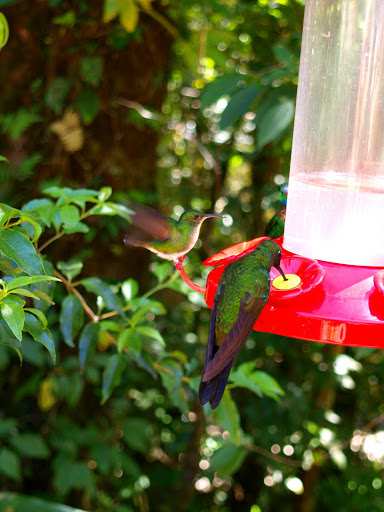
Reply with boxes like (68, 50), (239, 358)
(54, 270), (99, 323)
(98, 271), (179, 321)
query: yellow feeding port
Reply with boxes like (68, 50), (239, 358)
(273, 273), (301, 291)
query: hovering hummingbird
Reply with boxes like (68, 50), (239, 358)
(265, 209), (286, 239)
(199, 239), (286, 409)
(124, 204), (222, 261)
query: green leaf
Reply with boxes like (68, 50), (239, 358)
(0, 155), (8, 162)
(103, 0), (119, 22)
(88, 201), (133, 221)
(9, 288), (40, 300)
(75, 88), (100, 125)
(123, 418), (153, 453)
(212, 389), (242, 445)
(24, 307), (48, 328)
(200, 74), (244, 109)
(80, 56), (103, 87)
(119, 0), (139, 32)
(0, 448), (21, 480)
(219, 83), (263, 129)
(158, 357), (188, 413)
(98, 186), (112, 201)
(0, 295), (25, 341)
(230, 362), (284, 400)
(22, 198), (55, 227)
(53, 10), (76, 26)
(11, 433), (49, 458)
(151, 261), (173, 283)
(57, 259), (83, 281)
(53, 458), (95, 495)
(0, 12), (9, 49)
(257, 99), (294, 149)
(0, 228), (43, 275)
(81, 277), (124, 314)
(78, 322), (98, 369)
(6, 275), (58, 291)
(136, 325), (164, 346)
(121, 278), (139, 301)
(1, 108), (41, 140)
(117, 327), (141, 354)
(62, 221), (90, 234)
(101, 353), (126, 403)
(45, 78), (71, 114)
(59, 204), (80, 226)
(43, 186), (99, 205)
(60, 295), (85, 347)
(210, 443), (246, 477)
(24, 313), (56, 363)
(0, 493), (87, 512)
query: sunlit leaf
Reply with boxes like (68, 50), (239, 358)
(230, 362), (284, 400)
(121, 278), (139, 301)
(0, 12), (9, 49)
(0, 295), (25, 341)
(0, 228), (43, 275)
(6, 275), (58, 291)
(57, 260), (83, 281)
(120, 0), (139, 32)
(103, 0), (119, 22)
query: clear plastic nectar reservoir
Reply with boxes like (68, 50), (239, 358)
(284, 0), (384, 266)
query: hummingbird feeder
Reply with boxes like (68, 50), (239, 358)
(178, 0), (384, 348)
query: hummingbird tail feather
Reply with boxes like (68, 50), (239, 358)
(199, 361), (233, 409)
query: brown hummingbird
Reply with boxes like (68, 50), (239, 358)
(124, 204), (222, 261)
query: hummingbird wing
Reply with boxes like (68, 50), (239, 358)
(202, 285), (267, 383)
(199, 285), (234, 408)
(124, 204), (174, 246)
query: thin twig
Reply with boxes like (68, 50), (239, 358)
(141, 6), (179, 39)
(54, 270), (99, 323)
(38, 231), (64, 252)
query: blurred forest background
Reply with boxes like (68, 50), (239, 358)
(0, 1), (383, 511)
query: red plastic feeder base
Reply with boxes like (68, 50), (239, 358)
(194, 237), (384, 348)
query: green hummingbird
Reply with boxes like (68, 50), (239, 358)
(199, 239), (286, 409)
(265, 209), (286, 238)
(124, 204), (221, 261)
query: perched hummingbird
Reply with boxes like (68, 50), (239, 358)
(265, 209), (286, 238)
(199, 239), (286, 409)
(124, 204), (221, 261)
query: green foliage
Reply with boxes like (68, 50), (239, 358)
(0, 1), (379, 511)
(0, 11), (9, 49)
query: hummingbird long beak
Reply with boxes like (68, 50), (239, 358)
(276, 264), (288, 282)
